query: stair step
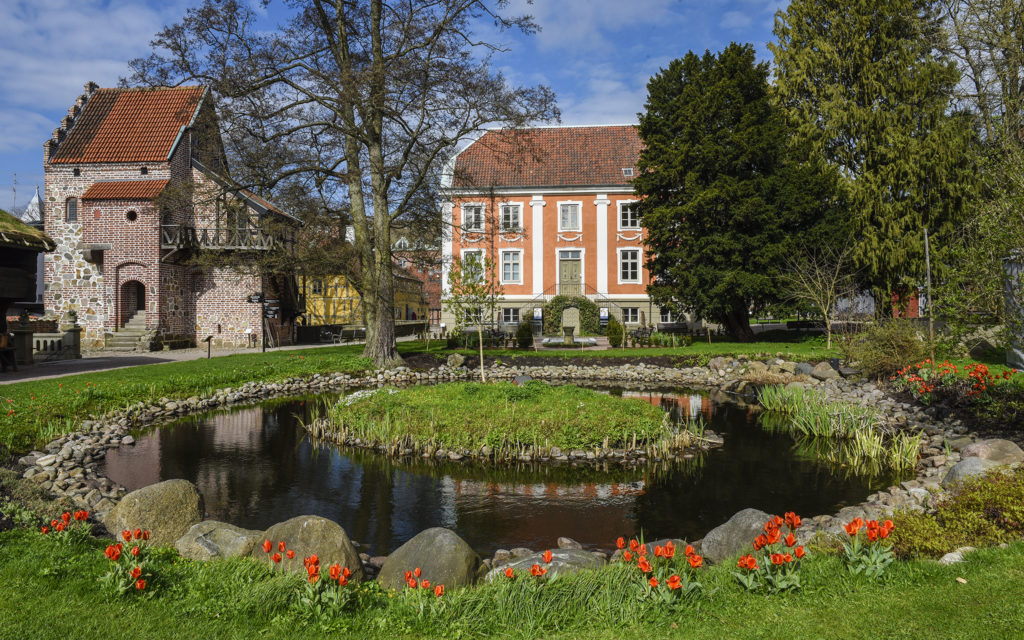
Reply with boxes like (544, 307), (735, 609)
(103, 346), (138, 352)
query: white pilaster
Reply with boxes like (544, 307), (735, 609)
(595, 194), (610, 295)
(441, 201), (453, 295)
(530, 195), (545, 296)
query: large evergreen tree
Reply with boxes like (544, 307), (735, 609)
(635, 43), (841, 341)
(770, 0), (977, 311)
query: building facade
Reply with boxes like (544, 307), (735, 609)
(42, 82), (296, 348)
(301, 271), (428, 326)
(442, 125), (672, 330)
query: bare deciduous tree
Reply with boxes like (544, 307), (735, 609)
(781, 245), (858, 349)
(128, 0), (558, 366)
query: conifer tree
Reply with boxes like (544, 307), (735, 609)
(770, 0), (977, 311)
(635, 43), (841, 341)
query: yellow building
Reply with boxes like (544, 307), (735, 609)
(301, 272), (428, 326)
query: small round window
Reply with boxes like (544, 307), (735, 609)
(126, 210), (138, 222)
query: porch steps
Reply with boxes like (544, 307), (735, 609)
(103, 311), (149, 351)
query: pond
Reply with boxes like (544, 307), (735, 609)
(101, 385), (905, 555)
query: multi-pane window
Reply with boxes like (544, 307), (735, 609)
(501, 251), (521, 283)
(558, 203), (580, 231)
(620, 249), (640, 282)
(462, 205), (484, 232)
(311, 279), (324, 295)
(462, 250), (484, 283)
(65, 198), (78, 223)
(500, 204), (521, 231)
(620, 202), (640, 229)
(623, 308), (639, 324)
(660, 309), (673, 323)
(502, 307), (520, 324)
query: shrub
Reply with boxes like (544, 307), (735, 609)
(891, 467), (1024, 558)
(516, 321), (534, 349)
(840, 320), (928, 378)
(607, 317), (624, 348)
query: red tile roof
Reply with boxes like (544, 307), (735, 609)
(452, 125), (642, 189)
(81, 180), (170, 200)
(50, 86), (206, 164)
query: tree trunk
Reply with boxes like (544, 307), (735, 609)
(477, 323), (486, 382)
(722, 306), (755, 341)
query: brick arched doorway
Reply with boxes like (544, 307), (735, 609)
(120, 280), (146, 327)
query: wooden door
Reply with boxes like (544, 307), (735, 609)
(559, 255), (582, 296)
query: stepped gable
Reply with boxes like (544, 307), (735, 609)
(49, 85), (207, 164)
(81, 179), (170, 200)
(452, 125), (642, 189)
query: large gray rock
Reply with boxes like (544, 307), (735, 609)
(960, 439), (1024, 466)
(446, 353), (466, 368)
(794, 362), (815, 376)
(486, 548), (605, 581)
(251, 515), (364, 581)
(377, 527), (481, 590)
(176, 520), (263, 561)
(700, 508), (772, 564)
(811, 361), (840, 381)
(102, 479), (204, 546)
(942, 457), (1001, 488)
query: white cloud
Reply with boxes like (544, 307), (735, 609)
(0, 109), (54, 154)
(720, 10), (753, 30)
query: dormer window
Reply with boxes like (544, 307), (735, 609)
(622, 168), (634, 177)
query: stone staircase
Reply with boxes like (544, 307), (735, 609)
(104, 311), (149, 352)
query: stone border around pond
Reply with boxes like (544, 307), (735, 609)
(12, 355), (1009, 576)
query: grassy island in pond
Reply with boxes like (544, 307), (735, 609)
(307, 381), (700, 457)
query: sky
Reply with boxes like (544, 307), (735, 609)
(0, 0), (785, 212)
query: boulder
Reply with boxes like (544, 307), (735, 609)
(176, 520), (264, 561)
(777, 361), (797, 374)
(707, 356), (730, 371)
(960, 439), (1024, 466)
(700, 508), (772, 564)
(446, 354), (466, 368)
(745, 361), (768, 374)
(794, 362), (815, 376)
(938, 546), (975, 566)
(252, 515), (364, 581)
(942, 457), (1001, 488)
(557, 536), (583, 550)
(811, 362), (840, 381)
(377, 527), (481, 590)
(486, 548), (604, 581)
(102, 479), (204, 546)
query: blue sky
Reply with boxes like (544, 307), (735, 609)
(0, 0), (785, 211)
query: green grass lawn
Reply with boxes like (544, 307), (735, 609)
(314, 380), (689, 455)
(0, 525), (1021, 639)
(0, 346), (373, 453)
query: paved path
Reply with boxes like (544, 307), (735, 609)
(0, 341), (367, 386)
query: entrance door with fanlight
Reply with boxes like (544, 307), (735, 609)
(558, 250), (582, 297)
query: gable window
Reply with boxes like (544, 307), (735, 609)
(500, 204), (521, 231)
(502, 307), (520, 324)
(462, 204), (484, 232)
(619, 249), (640, 283)
(619, 202), (640, 229)
(623, 308), (639, 324)
(501, 250), (521, 284)
(558, 202), (581, 232)
(65, 198), (78, 223)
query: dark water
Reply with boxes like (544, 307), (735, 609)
(101, 386), (903, 555)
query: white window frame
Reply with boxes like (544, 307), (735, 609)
(557, 200), (582, 232)
(502, 307), (520, 324)
(500, 249), (523, 285)
(461, 202), (485, 233)
(617, 247), (642, 284)
(622, 307), (639, 324)
(617, 200), (640, 230)
(499, 202), (522, 232)
(660, 309), (673, 323)
(459, 248), (485, 284)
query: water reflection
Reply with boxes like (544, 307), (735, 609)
(102, 388), (904, 555)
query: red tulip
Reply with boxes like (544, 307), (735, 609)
(795, 546), (805, 559)
(61, 512), (70, 524)
(785, 533), (796, 548)
(530, 564), (547, 577)
(688, 554), (703, 569)
(504, 567), (514, 579)
(272, 553), (282, 563)
(420, 580), (431, 589)
(649, 576), (658, 588)
(667, 574), (682, 590)
(143, 530), (150, 541)
(130, 566), (142, 579)
(405, 570), (413, 582)
(542, 550), (552, 563)
(135, 579), (146, 590)
(407, 578), (417, 589)
(663, 541), (676, 559)
(329, 564), (341, 581)
(616, 536), (626, 549)
(637, 557), (652, 573)
(134, 528), (143, 540)
(434, 584), (444, 597)
(628, 539), (639, 552)
(278, 541), (286, 552)
(286, 550), (295, 560)
(414, 567), (422, 578)
(122, 530), (132, 542)
(132, 546), (140, 557)
(40, 526), (49, 535)
(55, 523), (65, 532)
(623, 551), (632, 562)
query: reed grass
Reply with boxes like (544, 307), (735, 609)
(757, 385), (922, 473)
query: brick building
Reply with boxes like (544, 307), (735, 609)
(442, 125), (678, 330)
(43, 82), (297, 349)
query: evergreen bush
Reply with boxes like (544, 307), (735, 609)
(607, 316), (624, 348)
(515, 321), (534, 349)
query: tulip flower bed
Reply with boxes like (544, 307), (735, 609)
(0, 346), (374, 453)
(3, 522), (1024, 639)
(309, 380), (702, 457)
(891, 359), (1019, 405)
